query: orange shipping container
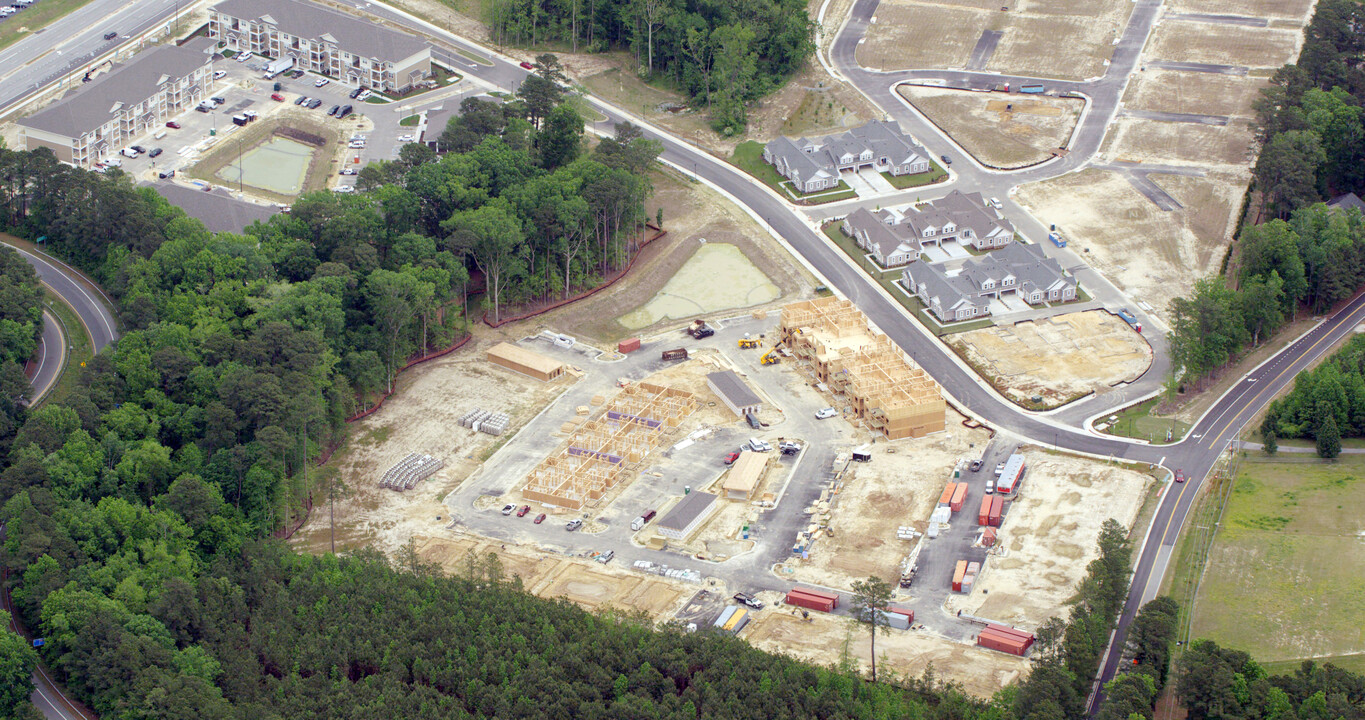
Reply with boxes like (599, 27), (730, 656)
(950, 483), (969, 512)
(989, 495), (1005, 527)
(952, 560), (967, 592)
(939, 483), (956, 506)
(978, 494), (992, 525)
(618, 337), (641, 353)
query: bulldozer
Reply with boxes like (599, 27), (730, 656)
(737, 333), (761, 349)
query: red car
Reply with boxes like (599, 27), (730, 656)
(271, 93), (286, 101)
(1175, 470), (1185, 483)
(533, 513), (546, 524)
(516, 505), (531, 517)
(519, 61), (534, 70)
(165, 121), (180, 129)
(724, 452), (740, 465)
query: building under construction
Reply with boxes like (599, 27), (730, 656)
(779, 296), (945, 440)
(522, 382), (699, 510)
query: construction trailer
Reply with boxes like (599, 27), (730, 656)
(997, 453), (1026, 493)
(722, 451), (768, 501)
(522, 382), (698, 509)
(486, 342), (565, 381)
(779, 297), (945, 440)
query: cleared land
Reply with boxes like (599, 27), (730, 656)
(1102, 117), (1255, 167)
(290, 341), (571, 556)
(899, 86), (1081, 168)
(744, 607), (1029, 697)
(784, 410), (993, 590)
(1015, 168), (1242, 321)
(1145, 24), (1303, 69)
(1192, 454), (1365, 664)
(1168, 0), (1316, 22)
(618, 243), (780, 329)
(1122, 71), (1267, 118)
(948, 310), (1153, 409)
(860, 0), (1129, 79)
(949, 451), (1154, 629)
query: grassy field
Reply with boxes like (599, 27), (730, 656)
(883, 165), (948, 189)
(39, 289), (93, 406)
(1101, 397), (1190, 444)
(1190, 453), (1365, 665)
(0, 0), (98, 51)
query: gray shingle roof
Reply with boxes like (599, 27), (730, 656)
(764, 120), (928, 182)
(658, 491), (718, 532)
(150, 182), (280, 233)
(707, 370), (762, 408)
(19, 44), (210, 139)
(904, 242), (1075, 318)
(1328, 192), (1365, 213)
(213, 0), (428, 62)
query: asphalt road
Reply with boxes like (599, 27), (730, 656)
(0, 0), (185, 117)
(27, 309), (64, 403)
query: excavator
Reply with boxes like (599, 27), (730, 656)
(760, 338), (786, 365)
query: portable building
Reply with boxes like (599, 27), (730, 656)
(707, 370), (763, 418)
(997, 454), (1025, 493)
(722, 607), (749, 633)
(657, 491), (719, 540)
(722, 451), (768, 501)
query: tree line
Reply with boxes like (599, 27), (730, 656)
(1177, 641), (1365, 720)
(477, 0), (814, 132)
(1260, 332), (1365, 457)
(1169, 203), (1365, 383)
(1253, 0), (1365, 218)
(0, 245), (43, 454)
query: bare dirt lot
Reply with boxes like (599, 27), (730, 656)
(899, 86), (1082, 168)
(541, 171), (818, 345)
(947, 451), (1155, 629)
(1122, 71), (1268, 118)
(1145, 24), (1303, 69)
(1168, 0), (1316, 23)
(290, 342), (572, 556)
(1102, 117), (1256, 167)
(861, 0), (1129, 79)
(784, 410), (993, 590)
(1016, 168), (1243, 321)
(414, 534), (694, 619)
(948, 311), (1153, 409)
(744, 608), (1030, 697)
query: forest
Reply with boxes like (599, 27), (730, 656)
(0, 245), (43, 447)
(472, 0), (814, 132)
(1261, 333), (1365, 456)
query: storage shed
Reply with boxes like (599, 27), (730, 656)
(657, 491), (718, 540)
(486, 342), (565, 381)
(722, 451), (768, 501)
(707, 370), (763, 418)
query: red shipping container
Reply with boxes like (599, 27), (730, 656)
(785, 588), (837, 612)
(792, 587), (840, 607)
(888, 607), (915, 623)
(952, 560), (967, 592)
(978, 494), (992, 525)
(989, 495), (1004, 527)
(986, 624), (1035, 647)
(950, 483), (968, 512)
(939, 483), (956, 506)
(618, 337), (641, 353)
(978, 631), (1029, 656)
(982, 526), (998, 546)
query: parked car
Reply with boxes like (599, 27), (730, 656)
(338, 104), (353, 118)
(500, 503), (517, 515)
(994, 462), (1005, 476)
(985, 479), (995, 494)
(519, 61), (534, 70)
(723, 451), (740, 465)
(103, 157), (122, 168)
(195, 105), (211, 113)
(148, 148), (162, 158)
(271, 93), (285, 101)
(288, 69), (304, 78)
(970, 459), (983, 472)
(1175, 469), (1185, 483)
(733, 593), (764, 610)
(348, 140), (365, 149)
(397, 134), (414, 142)
(814, 407), (837, 419)
(348, 87), (363, 99)
(748, 438), (772, 453)
(294, 95), (308, 105)
(158, 169), (175, 179)
(103, 31), (118, 40)
(165, 121), (180, 129)
(533, 513), (546, 524)
(130, 145), (145, 154)
(212, 70), (227, 80)
(333, 185), (354, 193)
(340, 168), (357, 175)
(516, 505), (530, 517)
(989, 197), (1002, 208)
(211, 96), (225, 106)
(596, 550), (614, 564)
(565, 519), (583, 531)
(236, 51), (253, 63)
(779, 441), (801, 456)
(315, 77), (330, 87)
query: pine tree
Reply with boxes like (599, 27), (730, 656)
(1316, 413), (1341, 458)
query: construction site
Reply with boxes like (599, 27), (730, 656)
(779, 296), (945, 440)
(522, 382), (700, 510)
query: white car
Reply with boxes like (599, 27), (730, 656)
(314, 78), (329, 87)
(334, 184), (354, 193)
(348, 140), (366, 149)
(500, 503), (516, 516)
(397, 134), (414, 143)
(990, 197), (1002, 208)
(236, 51), (253, 63)
(103, 157), (123, 168)
(340, 168), (357, 176)
(814, 407), (837, 419)
(213, 70), (227, 80)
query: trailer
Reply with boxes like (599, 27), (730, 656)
(1019, 83), (1045, 94)
(264, 55), (296, 79)
(661, 348), (689, 361)
(1049, 232), (1066, 247)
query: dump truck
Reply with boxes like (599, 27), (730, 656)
(661, 348), (688, 361)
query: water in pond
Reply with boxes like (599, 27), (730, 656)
(618, 242), (780, 330)
(217, 137), (313, 195)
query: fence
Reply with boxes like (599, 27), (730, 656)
(345, 334), (472, 423)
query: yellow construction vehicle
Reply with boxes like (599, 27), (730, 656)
(760, 339), (785, 365)
(738, 334), (760, 349)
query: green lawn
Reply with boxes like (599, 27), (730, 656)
(1190, 454), (1365, 665)
(1262, 654), (1365, 676)
(1, 0), (99, 50)
(1100, 397), (1189, 444)
(730, 141), (858, 204)
(400, 115), (420, 127)
(881, 164), (948, 189)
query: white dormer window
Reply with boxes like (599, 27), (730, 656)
(943, 223), (956, 233)
(983, 280), (994, 289)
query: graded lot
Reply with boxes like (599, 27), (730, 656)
(290, 341), (572, 556)
(1145, 23), (1303, 68)
(1121, 71), (1267, 118)
(859, 4), (985, 71)
(1168, 0), (1315, 20)
(1192, 454), (1365, 664)
(947, 450), (1155, 629)
(1015, 168), (1242, 322)
(947, 310), (1153, 409)
(898, 86), (1082, 168)
(785, 410), (992, 591)
(743, 608), (1029, 698)
(1102, 117), (1255, 167)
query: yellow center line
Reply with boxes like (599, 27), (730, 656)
(1156, 474), (1195, 545)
